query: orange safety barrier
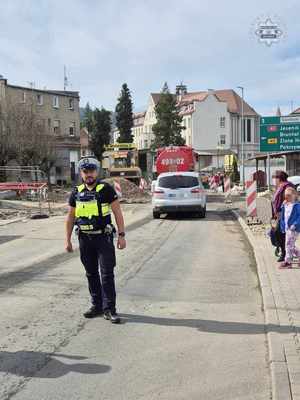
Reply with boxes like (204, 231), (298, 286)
(0, 182), (47, 191)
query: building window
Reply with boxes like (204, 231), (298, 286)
(53, 96), (59, 108)
(243, 118), (252, 143)
(220, 116), (226, 128)
(188, 118), (191, 128)
(53, 120), (60, 135)
(144, 140), (148, 148)
(220, 134), (226, 145)
(247, 119), (251, 142)
(69, 122), (76, 136)
(37, 94), (43, 106)
(69, 98), (74, 110)
(21, 91), (26, 103)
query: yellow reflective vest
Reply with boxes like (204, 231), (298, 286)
(75, 183), (111, 231)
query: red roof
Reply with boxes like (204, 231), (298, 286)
(151, 89), (258, 116)
(181, 90), (258, 116)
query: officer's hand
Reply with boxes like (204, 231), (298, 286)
(65, 240), (73, 252)
(117, 237), (126, 250)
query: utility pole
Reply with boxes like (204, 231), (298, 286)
(64, 65), (68, 91)
(237, 86), (245, 189)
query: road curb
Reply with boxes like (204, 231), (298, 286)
(232, 210), (292, 400)
(0, 217), (25, 226)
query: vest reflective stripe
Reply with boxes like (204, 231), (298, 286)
(101, 203), (110, 217)
(76, 183), (104, 193)
(77, 184), (85, 193)
(75, 183), (110, 224)
(75, 200), (99, 219)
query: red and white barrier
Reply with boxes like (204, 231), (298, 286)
(224, 176), (232, 203)
(139, 178), (147, 191)
(114, 180), (122, 199)
(209, 177), (217, 191)
(224, 177), (231, 194)
(246, 180), (257, 217)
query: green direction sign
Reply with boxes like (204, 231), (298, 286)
(260, 116), (300, 152)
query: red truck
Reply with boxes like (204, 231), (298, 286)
(155, 145), (197, 175)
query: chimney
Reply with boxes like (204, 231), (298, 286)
(176, 82), (188, 102)
(276, 106), (281, 116)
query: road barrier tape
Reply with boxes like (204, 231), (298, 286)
(246, 180), (257, 217)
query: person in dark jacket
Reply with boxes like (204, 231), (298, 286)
(272, 170), (294, 262)
(279, 187), (300, 268)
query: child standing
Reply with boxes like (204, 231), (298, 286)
(280, 187), (300, 268)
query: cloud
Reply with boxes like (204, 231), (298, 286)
(0, 0), (299, 114)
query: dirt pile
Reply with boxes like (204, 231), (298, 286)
(104, 178), (151, 203)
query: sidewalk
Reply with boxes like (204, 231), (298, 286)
(233, 205), (300, 400)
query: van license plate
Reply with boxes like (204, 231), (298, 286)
(168, 194), (176, 198)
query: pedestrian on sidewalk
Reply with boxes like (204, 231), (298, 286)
(279, 187), (300, 268)
(65, 157), (126, 323)
(272, 170), (294, 262)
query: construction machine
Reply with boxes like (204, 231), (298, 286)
(102, 143), (142, 185)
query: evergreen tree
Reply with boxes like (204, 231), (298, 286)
(152, 82), (185, 148)
(90, 107), (112, 161)
(82, 102), (94, 133)
(115, 83), (133, 143)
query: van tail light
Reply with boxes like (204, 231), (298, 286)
(153, 189), (165, 198)
(191, 188), (204, 194)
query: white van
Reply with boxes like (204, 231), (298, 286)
(152, 172), (206, 219)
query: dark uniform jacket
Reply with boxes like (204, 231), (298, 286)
(69, 181), (118, 231)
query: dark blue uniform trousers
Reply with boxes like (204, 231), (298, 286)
(79, 233), (116, 312)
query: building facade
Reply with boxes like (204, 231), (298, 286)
(0, 77), (80, 184)
(125, 89), (260, 169)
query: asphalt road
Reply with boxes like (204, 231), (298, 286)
(0, 199), (270, 399)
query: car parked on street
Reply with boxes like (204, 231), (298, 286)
(288, 176), (300, 191)
(152, 172), (206, 219)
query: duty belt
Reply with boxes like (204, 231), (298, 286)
(81, 229), (104, 235)
(79, 224), (115, 235)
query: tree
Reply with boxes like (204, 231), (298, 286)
(152, 82), (185, 148)
(0, 99), (57, 185)
(90, 107), (112, 161)
(115, 83), (133, 143)
(82, 102), (94, 133)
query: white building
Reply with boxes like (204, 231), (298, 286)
(179, 89), (259, 162)
(114, 88), (260, 169)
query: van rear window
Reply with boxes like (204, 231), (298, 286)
(158, 175), (199, 189)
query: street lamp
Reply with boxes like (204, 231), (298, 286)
(237, 86), (245, 189)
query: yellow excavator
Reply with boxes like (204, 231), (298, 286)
(102, 143), (142, 185)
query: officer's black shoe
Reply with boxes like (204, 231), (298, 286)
(83, 306), (103, 319)
(103, 311), (121, 324)
(277, 255), (285, 262)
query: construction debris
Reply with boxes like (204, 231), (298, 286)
(104, 178), (151, 203)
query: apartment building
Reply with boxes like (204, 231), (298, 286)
(127, 88), (260, 168)
(0, 76), (80, 184)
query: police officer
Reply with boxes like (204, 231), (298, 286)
(65, 157), (126, 324)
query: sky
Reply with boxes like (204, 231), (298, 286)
(0, 0), (300, 115)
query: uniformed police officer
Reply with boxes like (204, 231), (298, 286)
(65, 157), (126, 324)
